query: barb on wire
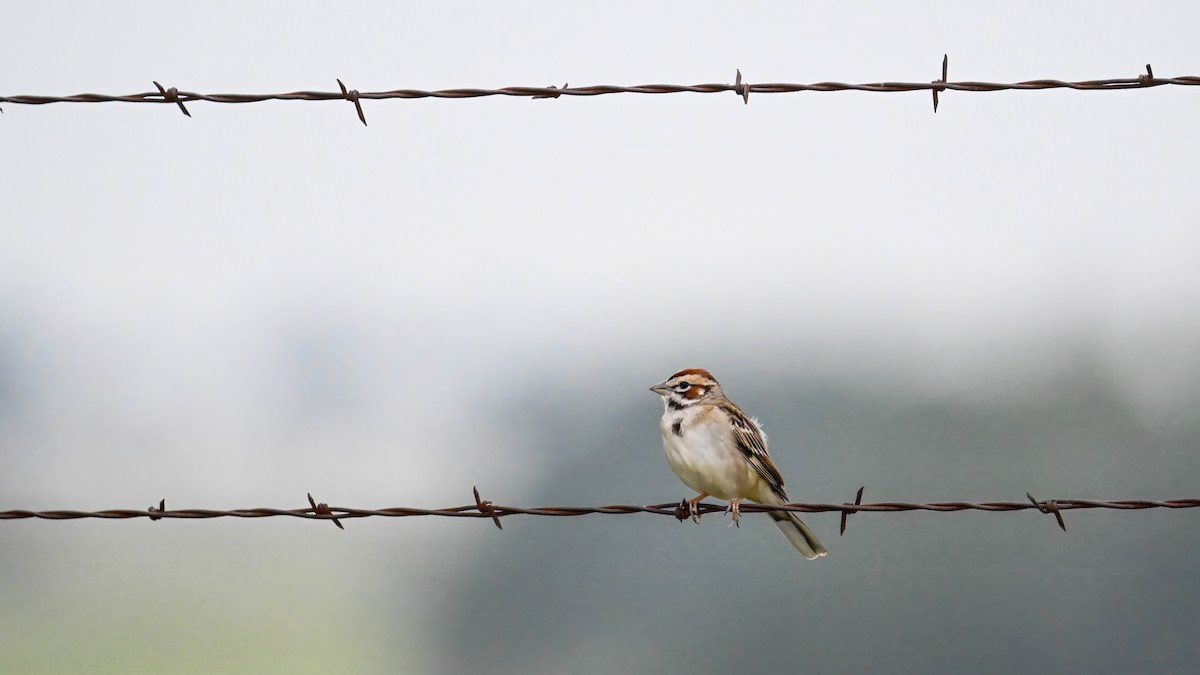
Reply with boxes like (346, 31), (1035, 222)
(148, 498), (165, 522)
(337, 78), (367, 126)
(308, 492), (344, 530)
(1027, 492), (1067, 531)
(473, 486), (502, 530)
(1140, 63), (1156, 85)
(734, 69), (750, 104)
(841, 486), (865, 536)
(3, 491), (1199, 527)
(932, 54), (948, 112)
(152, 81), (190, 117)
(532, 82), (568, 99)
(3, 62), (1197, 118)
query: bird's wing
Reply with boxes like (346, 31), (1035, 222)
(720, 400), (788, 500)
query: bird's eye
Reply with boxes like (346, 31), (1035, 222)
(674, 382), (691, 391)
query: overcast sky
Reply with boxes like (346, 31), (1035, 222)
(3, 2), (1199, 673)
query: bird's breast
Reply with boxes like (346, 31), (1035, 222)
(659, 407), (759, 500)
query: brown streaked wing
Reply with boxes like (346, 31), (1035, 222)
(719, 400), (787, 500)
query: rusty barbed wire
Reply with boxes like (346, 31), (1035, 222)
(3, 487), (1198, 535)
(2, 59), (1196, 123)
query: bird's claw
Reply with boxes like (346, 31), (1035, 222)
(679, 493), (710, 524)
(725, 500), (742, 528)
(677, 498), (703, 523)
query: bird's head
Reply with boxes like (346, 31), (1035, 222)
(649, 368), (723, 409)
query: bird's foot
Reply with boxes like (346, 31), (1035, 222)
(725, 498), (743, 528)
(686, 492), (709, 524)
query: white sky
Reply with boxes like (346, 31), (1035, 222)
(2, 2), (1199, 673)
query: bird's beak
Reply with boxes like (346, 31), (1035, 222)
(649, 382), (671, 395)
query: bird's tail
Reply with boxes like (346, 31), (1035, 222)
(761, 492), (827, 559)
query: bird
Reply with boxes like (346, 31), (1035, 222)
(649, 368), (827, 559)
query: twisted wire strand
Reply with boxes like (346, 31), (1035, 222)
(5, 78), (1199, 106)
(4, 497), (1198, 522)
(3, 63), (1195, 117)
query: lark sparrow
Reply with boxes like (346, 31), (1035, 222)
(650, 368), (827, 559)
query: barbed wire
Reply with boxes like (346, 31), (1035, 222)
(3, 488), (1198, 535)
(1, 58), (1195, 124)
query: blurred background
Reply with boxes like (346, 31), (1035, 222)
(2, 1), (1199, 673)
